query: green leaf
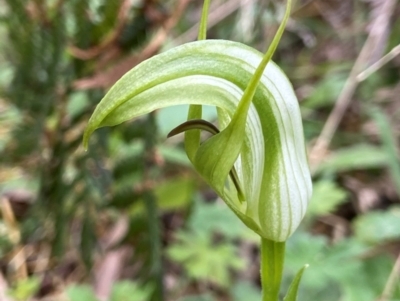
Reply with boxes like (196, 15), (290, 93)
(370, 107), (400, 196)
(285, 233), (366, 290)
(338, 254), (398, 301)
(232, 281), (262, 301)
(167, 231), (245, 287)
(283, 265), (308, 301)
(67, 91), (90, 118)
(110, 281), (152, 301)
(189, 198), (255, 240)
(303, 73), (346, 109)
(353, 206), (400, 244)
(67, 285), (98, 301)
(8, 277), (41, 301)
(154, 177), (195, 210)
(308, 180), (347, 216)
(315, 144), (389, 174)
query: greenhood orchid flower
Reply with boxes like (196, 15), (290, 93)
(83, 38), (312, 242)
(83, 0), (312, 243)
(84, 1), (312, 299)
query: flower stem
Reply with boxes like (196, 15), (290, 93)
(226, 0), (291, 136)
(260, 238), (286, 301)
(198, 0), (211, 40)
(184, 0), (211, 160)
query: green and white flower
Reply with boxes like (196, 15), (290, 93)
(83, 38), (312, 242)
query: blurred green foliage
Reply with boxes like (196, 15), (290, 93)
(0, 0), (399, 301)
(67, 281), (153, 301)
(7, 277), (41, 301)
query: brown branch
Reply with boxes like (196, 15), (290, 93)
(309, 0), (397, 173)
(73, 0), (190, 90)
(357, 43), (400, 82)
(68, 0), (132, 60)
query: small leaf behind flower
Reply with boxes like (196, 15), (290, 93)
(283, 265), (308, 301)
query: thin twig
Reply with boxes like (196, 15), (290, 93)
(73, 0), (189, 89)
(68, 0), (132, 60)
(357, 43), (400, 82)
(309, 0), (397, 173)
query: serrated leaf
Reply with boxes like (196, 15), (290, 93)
(167, 232), (245, 287)
(339, 254), (398, 301)
(285, 233), (366, 290)
(189, 200), (254, 240)
(308, 180), (347, 216)
(353, 206), (400, 244)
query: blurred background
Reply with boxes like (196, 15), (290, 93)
(0, 0), (400, 300)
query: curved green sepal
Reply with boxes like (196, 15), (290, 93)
(283, 265), (308, 301)
(193, 117), (246, 195)
(168, 119), (245, 203)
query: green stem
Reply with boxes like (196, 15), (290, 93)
(232, 0), (292, 123)
(221, 0), (291, 146)
(198, 0), (211, 40)
(184, 0), (211, 160)
(143, 113), (164, 301)
(260, 238), (286, 301)
(144, 191), (164, 301)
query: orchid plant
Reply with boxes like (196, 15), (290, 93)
(83, 0), (312, 300)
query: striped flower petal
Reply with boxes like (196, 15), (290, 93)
(83, 39), (312, 242)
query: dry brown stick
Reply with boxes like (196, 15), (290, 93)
(357, 43), (400, 82)
(309, 0), (397, 173)
(93, 216), (129, 301)
(0, 197), (27, 282)
(68, 0), (133, 60)
(73, 0), (189, 89)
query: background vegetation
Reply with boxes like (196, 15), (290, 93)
(0, 0), (399, 300)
